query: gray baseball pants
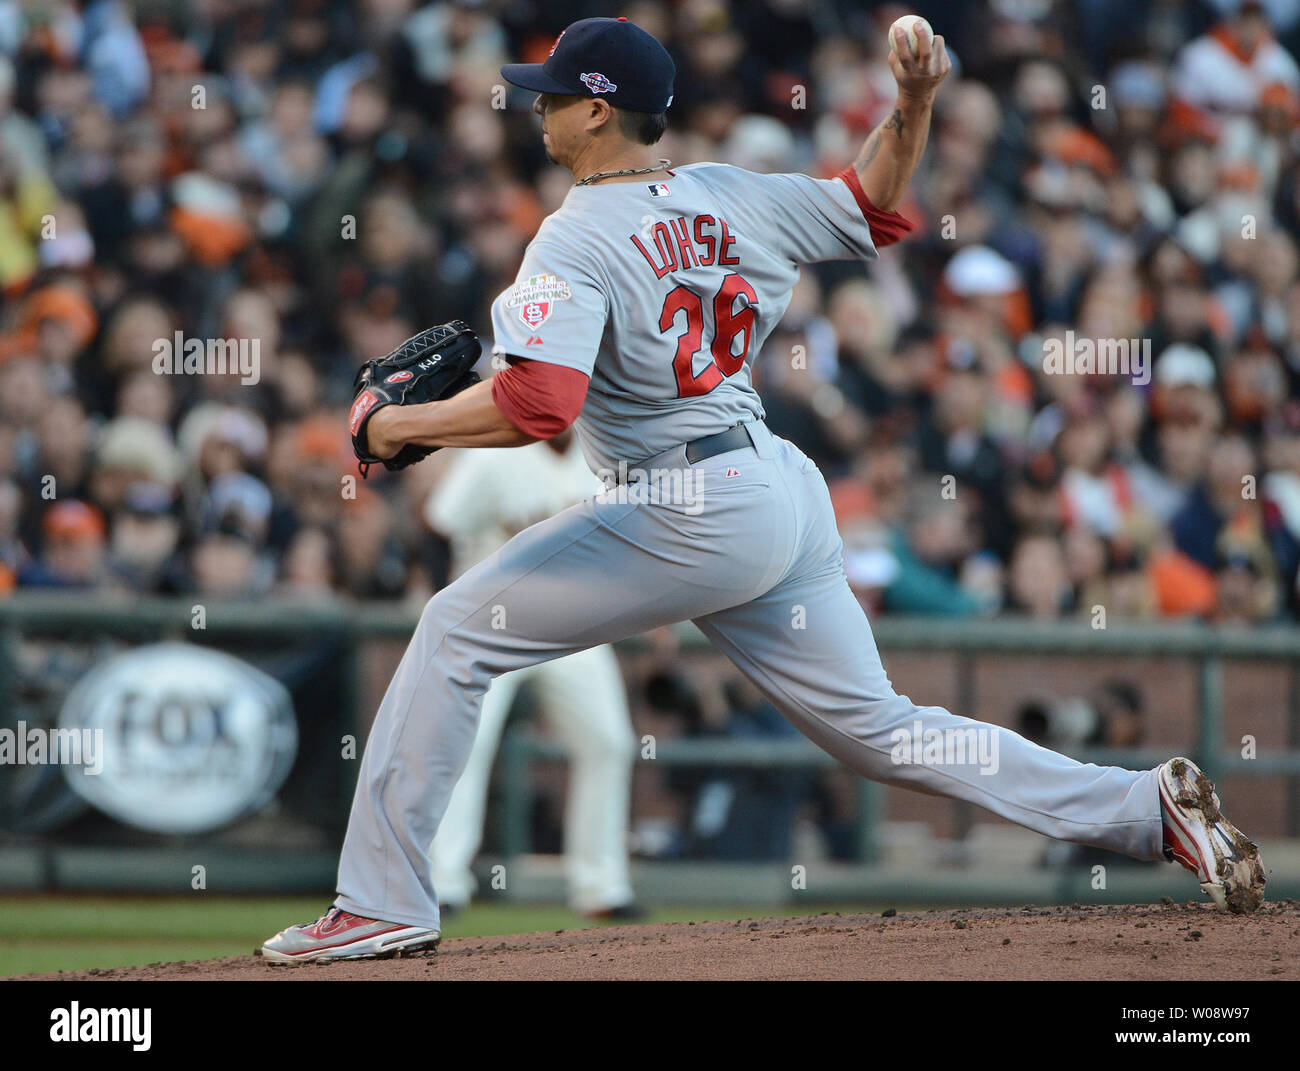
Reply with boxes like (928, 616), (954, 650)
(335, 421), (1163, 929)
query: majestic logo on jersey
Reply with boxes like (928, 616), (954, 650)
(648, 183), (670, 197)
(580, 71), (617, 94)
(507, 273), (572, 330)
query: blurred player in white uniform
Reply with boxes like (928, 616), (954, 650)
(424, 431), (637, 916)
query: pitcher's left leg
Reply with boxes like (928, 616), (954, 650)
(331, 468), (795, 932)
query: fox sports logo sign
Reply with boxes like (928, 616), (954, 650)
(59, 643), (297, 834)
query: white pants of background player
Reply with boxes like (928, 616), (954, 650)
(429, 645), (636, 914)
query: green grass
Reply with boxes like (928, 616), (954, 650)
(0, 896), (891, 977)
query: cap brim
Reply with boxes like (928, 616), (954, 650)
(500, 63), (579, 96)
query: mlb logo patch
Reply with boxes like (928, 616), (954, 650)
(648, 183), (670, 197)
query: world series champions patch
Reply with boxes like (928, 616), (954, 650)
(506, 273), (573, 330)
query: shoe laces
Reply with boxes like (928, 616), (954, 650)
(306, 906), (346, 932)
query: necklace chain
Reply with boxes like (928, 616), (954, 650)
(575, 159), (672, 187)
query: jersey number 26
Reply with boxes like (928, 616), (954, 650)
(658, 273), (758, 398)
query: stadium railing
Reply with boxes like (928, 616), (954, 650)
(2, 594), (1299, 866)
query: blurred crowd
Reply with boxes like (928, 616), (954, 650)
(2, 0), (1300, 626)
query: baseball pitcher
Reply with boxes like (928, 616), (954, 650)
(265, 17), (1264, 962)
(424, 433), (638, 918)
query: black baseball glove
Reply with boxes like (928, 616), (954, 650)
(348, 320), (482, 476)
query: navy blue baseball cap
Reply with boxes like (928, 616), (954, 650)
(501, 17), (675, 114)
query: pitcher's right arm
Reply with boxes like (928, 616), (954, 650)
(852, 27), (951, 212)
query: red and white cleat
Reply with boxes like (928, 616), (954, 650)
(1158, 757), (1266, 914)
(261, 906), (440, 964)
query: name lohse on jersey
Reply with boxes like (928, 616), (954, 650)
(490, 163), (882, 477)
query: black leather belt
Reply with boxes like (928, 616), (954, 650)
(684, 422), (759, 464)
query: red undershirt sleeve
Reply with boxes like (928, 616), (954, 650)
(490, 357), (590, 439)
(835, 165), (914, 248)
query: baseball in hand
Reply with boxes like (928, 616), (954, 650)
(889, 15), (934, 57)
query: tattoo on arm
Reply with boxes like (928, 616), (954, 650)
(859, 129), (882, 167)
(857, 110), (905, 170)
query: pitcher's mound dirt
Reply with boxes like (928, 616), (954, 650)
(43, 902), (1300, 981)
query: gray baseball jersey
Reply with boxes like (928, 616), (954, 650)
(336, 164), (1164, 930)
(489, 164), (878, 476)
